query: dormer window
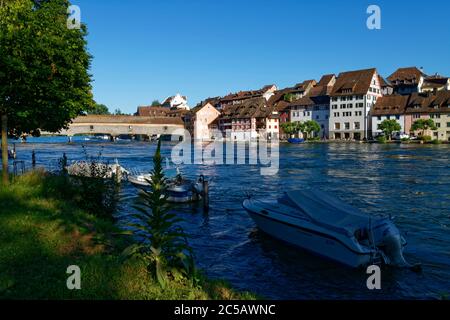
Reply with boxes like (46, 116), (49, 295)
(414, 105), (421, 109)
(433, 105), (439, 109)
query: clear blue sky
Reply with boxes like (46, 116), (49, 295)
(74, 0), (450, 114)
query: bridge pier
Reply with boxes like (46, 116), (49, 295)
(68, 136), (73, 144)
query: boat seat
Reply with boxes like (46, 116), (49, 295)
(286, 190), (371, 236)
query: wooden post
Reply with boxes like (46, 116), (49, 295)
(1, 114), (8, 185)
(32, 150), (36, 168)
(202, 179), (209, 212)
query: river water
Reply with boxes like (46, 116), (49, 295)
(9, 137), (450, 299)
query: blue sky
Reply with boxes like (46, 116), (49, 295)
(74, 0), (450, 114)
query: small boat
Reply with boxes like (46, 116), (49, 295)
(287, 138), (305, 144)
(66, 160), (129, 180)
(8, 149), (16, 160)
(129, 171), (205, 203)
(243, 189), (414, 269)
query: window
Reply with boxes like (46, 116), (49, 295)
(341, 97), (347, 102)
(334, 112), (340, 117)
(347, 104), (353, 108)
(354, 122), (361, 130)
(316, 115), (320, 120)
(348, 96), (353, 101)
(387, 116), (391, 120)
(344, 122), (350, 130)
(447, 123), (450, 128)
(335, 123), (341, 130)
(396, 115), (400, 120)
(357, 103), (364, 108)
(436, 123), (441, 128)
(413, 114), (420, 119)
(431, 113), (441, 119)
(355, 111), (362, 116)
(377, 116), (381, 120)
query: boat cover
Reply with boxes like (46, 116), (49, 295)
(286, 190), (374, 235)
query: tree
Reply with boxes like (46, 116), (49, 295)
(378, 119), (401, 140)
(283, 93), (295, 103)
(0, 0), (93, 184)
(303, 120), (321, 139)
(88, 103), (110, 115)
(151, 100), (161, 107)
(411, 119), (437, 138)
(114, 108), (126, 115)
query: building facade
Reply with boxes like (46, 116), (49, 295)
(371, 95), (409, 137)
(329, 68), (384, 140)
(184, 102), (221, 141)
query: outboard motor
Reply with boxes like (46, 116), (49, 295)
(375, 220), (411, 267)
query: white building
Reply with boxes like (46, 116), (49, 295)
(329, 68), (384, 140)
(289, 74), (336, 138)
(162, 93), (190, 110)
(371, 95), (409, 137)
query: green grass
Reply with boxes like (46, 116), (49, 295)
(0, 170), (256, 300)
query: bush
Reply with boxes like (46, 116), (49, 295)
(376, 136), (387, 144)
(431, 139), (442, 145)
(401, 138), (410, 143)
(58, 148), (120, 220)
(421, 135), (432, 142)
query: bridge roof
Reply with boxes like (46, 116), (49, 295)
(72, 115), (184, 125)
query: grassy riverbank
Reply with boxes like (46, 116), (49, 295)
(0, 170), (255, 300)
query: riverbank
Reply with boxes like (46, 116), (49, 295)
(0, 170), (256, 300)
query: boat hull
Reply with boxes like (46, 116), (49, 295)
(246, 210), (372, 268)
(287, 138), (305, 144)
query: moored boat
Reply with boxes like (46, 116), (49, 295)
(243, 189), (415, 268)
(287, 138), (305, 144)
(129, 171), (206, 203)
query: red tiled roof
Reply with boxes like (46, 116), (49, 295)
(331, 68), (377, 96)
(387, 67), (426, 84)
(372, 95), (409, 116)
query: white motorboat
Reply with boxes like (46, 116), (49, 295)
(128, 171), (205, 203)
(243, 189), (414, 269)
(66, 160), (129, 181)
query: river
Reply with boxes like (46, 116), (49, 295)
(8, 136), (450, 299)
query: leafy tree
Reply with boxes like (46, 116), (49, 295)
(122, 140), (195, 288)
(283, 93), (295, 103)
(88, 103), (110, 115)
(411, 119), (437, 137)
(378, 119), (401, 140)
(0, 0), (93, 184)
(303, 120), (321, 139)
(151, 100), (161, 107)
(114, 108), (126, 115)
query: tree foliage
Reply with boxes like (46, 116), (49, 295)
(411, 118), (437, 137)
(378, 119), (401, 140)
(88, 103), (110, 115)
(151, 100), (161, 107)
(0, 0), (93, 183)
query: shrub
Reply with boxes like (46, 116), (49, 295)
(122, 140), (195, 288)
(376, 136), (387, 144)
(421, 135), (432, 142)
(59, 147), (120, 220)
(431, 139), (442, 145)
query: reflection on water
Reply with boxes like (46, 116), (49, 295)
(10, 137), (450, 299)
